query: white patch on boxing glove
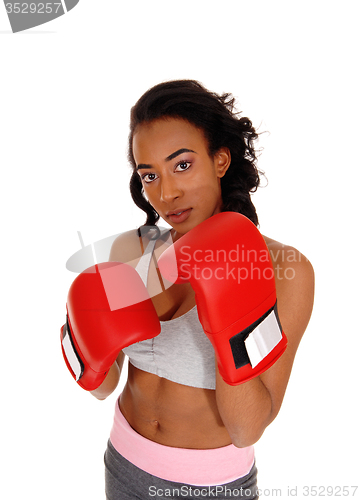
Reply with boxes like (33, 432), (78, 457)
(244, 310), (283, 368)
(62, 325), (83, 381)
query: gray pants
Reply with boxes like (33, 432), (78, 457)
(104, 440), (259, 500)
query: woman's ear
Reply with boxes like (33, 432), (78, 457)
(215, 148), (231, 178)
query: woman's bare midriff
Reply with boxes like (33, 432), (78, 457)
(119, 363), (233, 449)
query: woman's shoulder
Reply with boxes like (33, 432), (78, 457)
(263, 235), (313, 274)
(109, 226), (170, 264)
(109, 228), (143, 264)
(262, 234), (315, 342)
(262, 234), (315, 291)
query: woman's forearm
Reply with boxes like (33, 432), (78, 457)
(90, 353), (124, 400)
(215, 364), (273, 448)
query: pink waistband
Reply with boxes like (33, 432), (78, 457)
(109, 397), (255, 486)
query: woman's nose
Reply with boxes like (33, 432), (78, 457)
(160, 176), (183, 203)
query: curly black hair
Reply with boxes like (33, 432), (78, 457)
(128, 80), (263, 227)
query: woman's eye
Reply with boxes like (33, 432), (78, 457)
(175, 160), (191, 172)
(141, 173), (158, 183)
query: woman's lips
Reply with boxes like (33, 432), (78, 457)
(166, 208), (192, 224)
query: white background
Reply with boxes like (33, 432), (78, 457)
(1, 1), (358, 499)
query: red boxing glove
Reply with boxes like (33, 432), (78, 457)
(157, 212), (287, 385)
(60, 262), (160, 391)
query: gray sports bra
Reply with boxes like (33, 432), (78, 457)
(122, 233), (216, 389)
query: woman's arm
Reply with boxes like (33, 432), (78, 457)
(215, 244), (315, 448)
(89, 231), (140, 401)
(90, 352), (125, 401)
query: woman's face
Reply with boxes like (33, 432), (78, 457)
(132, 118), (231, 237)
